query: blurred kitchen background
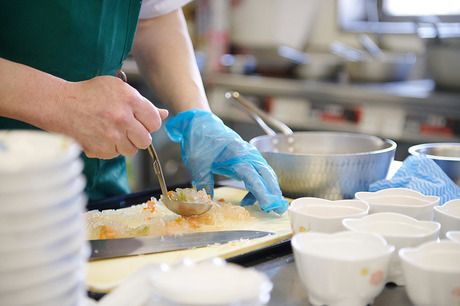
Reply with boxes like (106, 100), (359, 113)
(124, 0), (460, 192)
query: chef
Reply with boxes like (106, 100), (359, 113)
(0, 0), (288, 214)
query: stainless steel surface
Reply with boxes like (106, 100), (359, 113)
(409, 143), (460, 185)
(147, 144), (211, 216)
(89, 230), (273, 260)
(227, 92), (396, 199)
(255, 254), (414, 306)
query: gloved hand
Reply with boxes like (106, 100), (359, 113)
(165, 109), (288, 214)
(369, 155), (460, 204)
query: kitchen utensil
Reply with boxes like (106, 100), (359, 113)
(343, 212), (440, 286)
(277, 45), (342, 80)
(89, 230), (273, 260)
(434, 199), (460, 238)
(358, 34), (384, 59)
(330, 41), (415, 82)
(147, 144), (212, 217)
(399, 241), (460, 306)
(409, 143), (460, 185)
(355, 188), (439, 220)
(225, 91), (396, 199)
(292, 231), (394, 306)
(288, 198), (368, 234)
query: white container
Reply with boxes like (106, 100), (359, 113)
(0, 131), (81, 175)
(399, 241), (460, 306)
(291, 231), (394, 306)
(0, 175), (86, 213)
(343, 213), (440, 285)
(447, 231), (460, 243)
(288, 197), (369, 234)
(98, 259), (273, 306)
(434, 199), (460, 238)
(355, 188), (439, 220)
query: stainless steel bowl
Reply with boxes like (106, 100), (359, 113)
(251, 132), (397, 199)
(409, 143), (460, 185)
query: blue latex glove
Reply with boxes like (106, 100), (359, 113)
(165, 109), (288, 214)
(369, 155), (460, 204)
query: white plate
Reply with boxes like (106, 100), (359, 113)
(0, 131), (81, 175)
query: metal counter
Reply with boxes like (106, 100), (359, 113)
(254, 254), (414, 306)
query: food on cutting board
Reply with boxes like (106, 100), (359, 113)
(85, 188), (253, 240)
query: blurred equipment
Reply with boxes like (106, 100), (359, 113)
(226, 92), (396, 200)
(331, 41), (416, 82)
(425, 36), (460, 91)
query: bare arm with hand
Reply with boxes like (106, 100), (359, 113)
(0, 58), (168, 159)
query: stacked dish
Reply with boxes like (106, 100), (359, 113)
(434, 199), (460, 238)
(0, 131), (88, 306)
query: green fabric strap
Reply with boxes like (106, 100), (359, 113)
(0, 0), (142, 201)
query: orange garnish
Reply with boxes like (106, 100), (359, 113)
(143, 200), (156, 213)
(99, 225), (117, 239)
(218, 198), (225, 203)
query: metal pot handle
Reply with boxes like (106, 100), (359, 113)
(224, 91), (293, 136)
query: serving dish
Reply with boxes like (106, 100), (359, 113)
(288, 197), (368, 233)
(399, 241), (460, 306)
(355, 188), (439, 220)
(434, 199), (460, 237)
(291, 231), (394, 306)
(343, 212), (440, 285)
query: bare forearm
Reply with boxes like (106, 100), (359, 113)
(0, 58), (68, 130)
(132, 9), (210, 113)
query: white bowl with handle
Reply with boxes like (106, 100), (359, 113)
(288, 197), (369, 233)
(434, 199), (460, 238)
(355, 188), (439, 220)
(343, 212), (440, 285)
(291, 231), (394, 306)
(399, 240), (460, 306)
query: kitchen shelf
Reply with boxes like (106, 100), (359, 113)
(205, 73), (460, 142)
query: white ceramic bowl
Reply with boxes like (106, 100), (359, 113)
(149, 259), (273, 306)
(0, 158), (83, 194)
(291, 231), (394, 306)
(434, 199), (460, 238)
(288, 198), (369, 233)
(399, 241), (460, 306)
(0, 131), (81, 176)
(0, 175), (86, 213)
(447, 231), (460, 243)
(0, 193), (86, 234)
(0, 245), (89, 293)
(355, 188), (439, 220)
(0, 223), (87, 272)
(0, 267), (85, 306)
(343, 213), (440, 285)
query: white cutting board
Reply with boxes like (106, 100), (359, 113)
(86, 187), (292, 293)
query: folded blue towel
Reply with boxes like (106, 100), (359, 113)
(369, 155), (460, 205)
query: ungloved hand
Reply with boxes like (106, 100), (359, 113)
(165, 109), (288, 214)
(370, 155), (460, 204)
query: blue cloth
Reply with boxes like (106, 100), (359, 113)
(165, 109), (288, 214)
(369, 155), (460, 204)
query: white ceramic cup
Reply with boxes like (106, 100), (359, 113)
(355, 188), (439, 220)
(288, 197), (369, 234)
(434, 199), (460, 238)
(399, 241), (460, 306)
(291, 231), (394, 306)
(343, 212), (440, 285)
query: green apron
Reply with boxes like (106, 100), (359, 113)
(0, 0), (142, 201)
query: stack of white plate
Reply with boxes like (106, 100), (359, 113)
(0, 131), (89, 306)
